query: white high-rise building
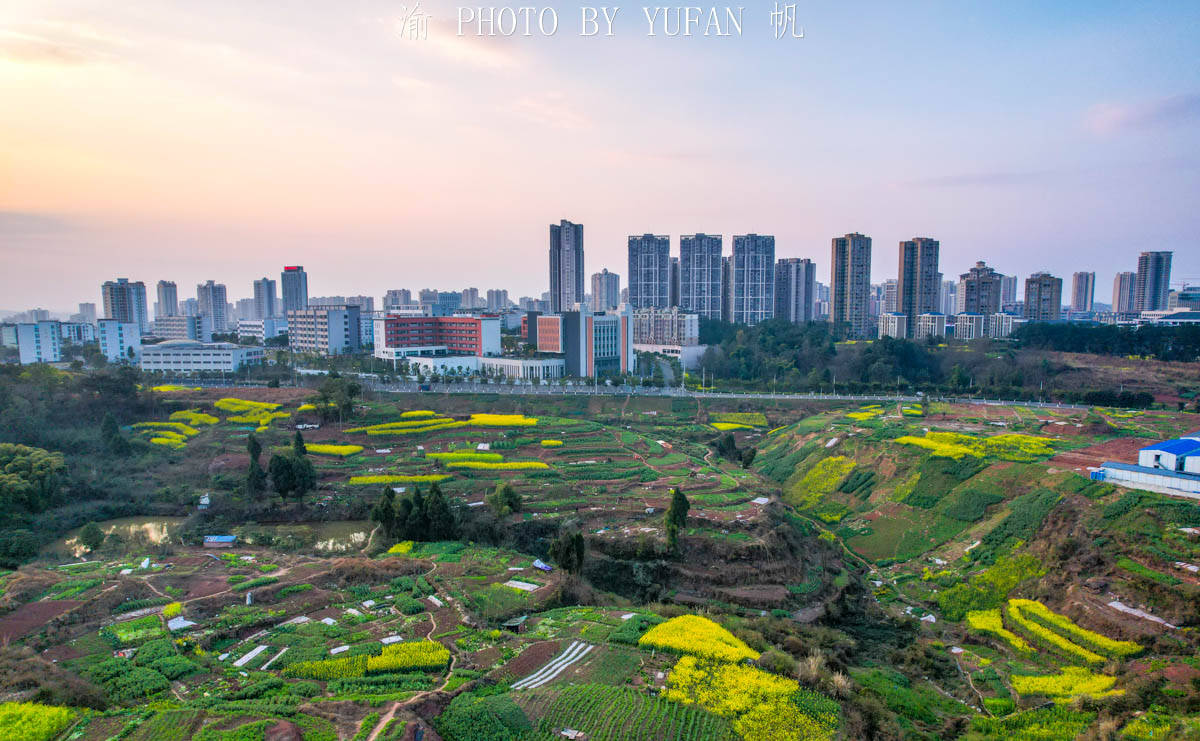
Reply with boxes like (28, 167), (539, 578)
(196, 280), (229, 333)
(97, 319), (142, 362)
(156, 280), (178, 319)
(253, 278), (278, 319)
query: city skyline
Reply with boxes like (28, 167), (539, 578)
(5, 239), (1181, 323)
(2, 1), (1198, 309)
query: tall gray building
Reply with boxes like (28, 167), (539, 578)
(1024, 272), (1063, 322)
(1070, 271), (1095, 312)
(831, 233), (872, 338)
(253, 278), (278, 319)
(384, 289), (412, 309)
(897, 238), (940, 337)
(1135, 251), (1172, 312)
(775, 258), (816, 323)
(591, 269), (620, 312)
(679, 233), (723, 319)
(486, 289), (509, 312)
(669, 257), (680, 307)
(196, 280), (229, 333)
(1112, 272), (1137, 314)
(957, 261), (1004, 315)
(549, 219), (585, 313)
(281, 266), (309, 315)
(156, 280), (178, 319)
(727, 235), (775, 325)
(627, 234), (670, 309)
(101, 278), (149, 333)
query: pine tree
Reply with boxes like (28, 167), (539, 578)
(371, 487), (397, 539)
(665, 487), (690, 553)
(100, 412), (129, 456)
(268, 453), (295, 498)
(246, 460), (267, 499)
(247, 433), (262, 465)
(396, 497), (414, 540)
(425, 484), (456, 541)
(293, 430), (307, 457)
(405, 486), (429, 540)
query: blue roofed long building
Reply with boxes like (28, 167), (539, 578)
(1097, 433), (1200, 498)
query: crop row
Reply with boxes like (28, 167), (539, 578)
(536, 683), (736, 741)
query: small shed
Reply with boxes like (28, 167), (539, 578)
(197, 494), (211, 510)
(502, 615), (529, 634)
(203, 535), (237, 549)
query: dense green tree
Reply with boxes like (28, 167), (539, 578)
(740, 448), (757, 468)
(550, 529), (585, 575)
(314, 376), (362, 422)
(292, 431), (307, 457)
(100, 412), (129, 456)
(291, 454), (316, 497)
(485, 482), (522, 516)
(78, 521), (105, 552)
(268, 454), (296, 497)
(0, 443), (66, 519)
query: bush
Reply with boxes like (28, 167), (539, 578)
(943, 489), (1004, 522)
(435, 691), (532, 741)
(231, 576), (278, 592)
(151, 655), (201, 680)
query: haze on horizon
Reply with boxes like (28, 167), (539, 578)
(1, 0), (1198, 312)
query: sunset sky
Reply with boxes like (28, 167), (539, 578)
(2, 0), (1198, 312)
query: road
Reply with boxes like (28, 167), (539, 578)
(156, 371), (1087, 410)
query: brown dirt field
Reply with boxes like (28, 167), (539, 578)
(0, 600), (83, 641)
(717, 584), (789, 606)
(172, 556), (211, 567)
(467, 645), (502, 671)
(1048, 437), (1158, 472)
(265, 720), (303, 741)
(79, 716), (130, 741)
(490, 639), (561, 681)
(1164, 662), (1200, 685)
(42, 642), (84, 661)
(186, 576), (230, 600)
(186, 387), (313, 405)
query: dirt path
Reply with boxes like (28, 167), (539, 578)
(360, 524), (381, 554)
(364, 563), (461, 741)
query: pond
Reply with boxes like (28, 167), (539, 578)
(259, 520), (375, 553)
(47, 516), (187, 558)
(44, 517), (374, 557)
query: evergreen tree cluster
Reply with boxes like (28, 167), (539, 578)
(549, 528), (585, 575)
(371, 483), (457, 542)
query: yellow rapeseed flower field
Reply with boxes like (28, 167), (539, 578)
(638, 614), (759, 662)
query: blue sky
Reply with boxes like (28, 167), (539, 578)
(1, 1), (1197, 310)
